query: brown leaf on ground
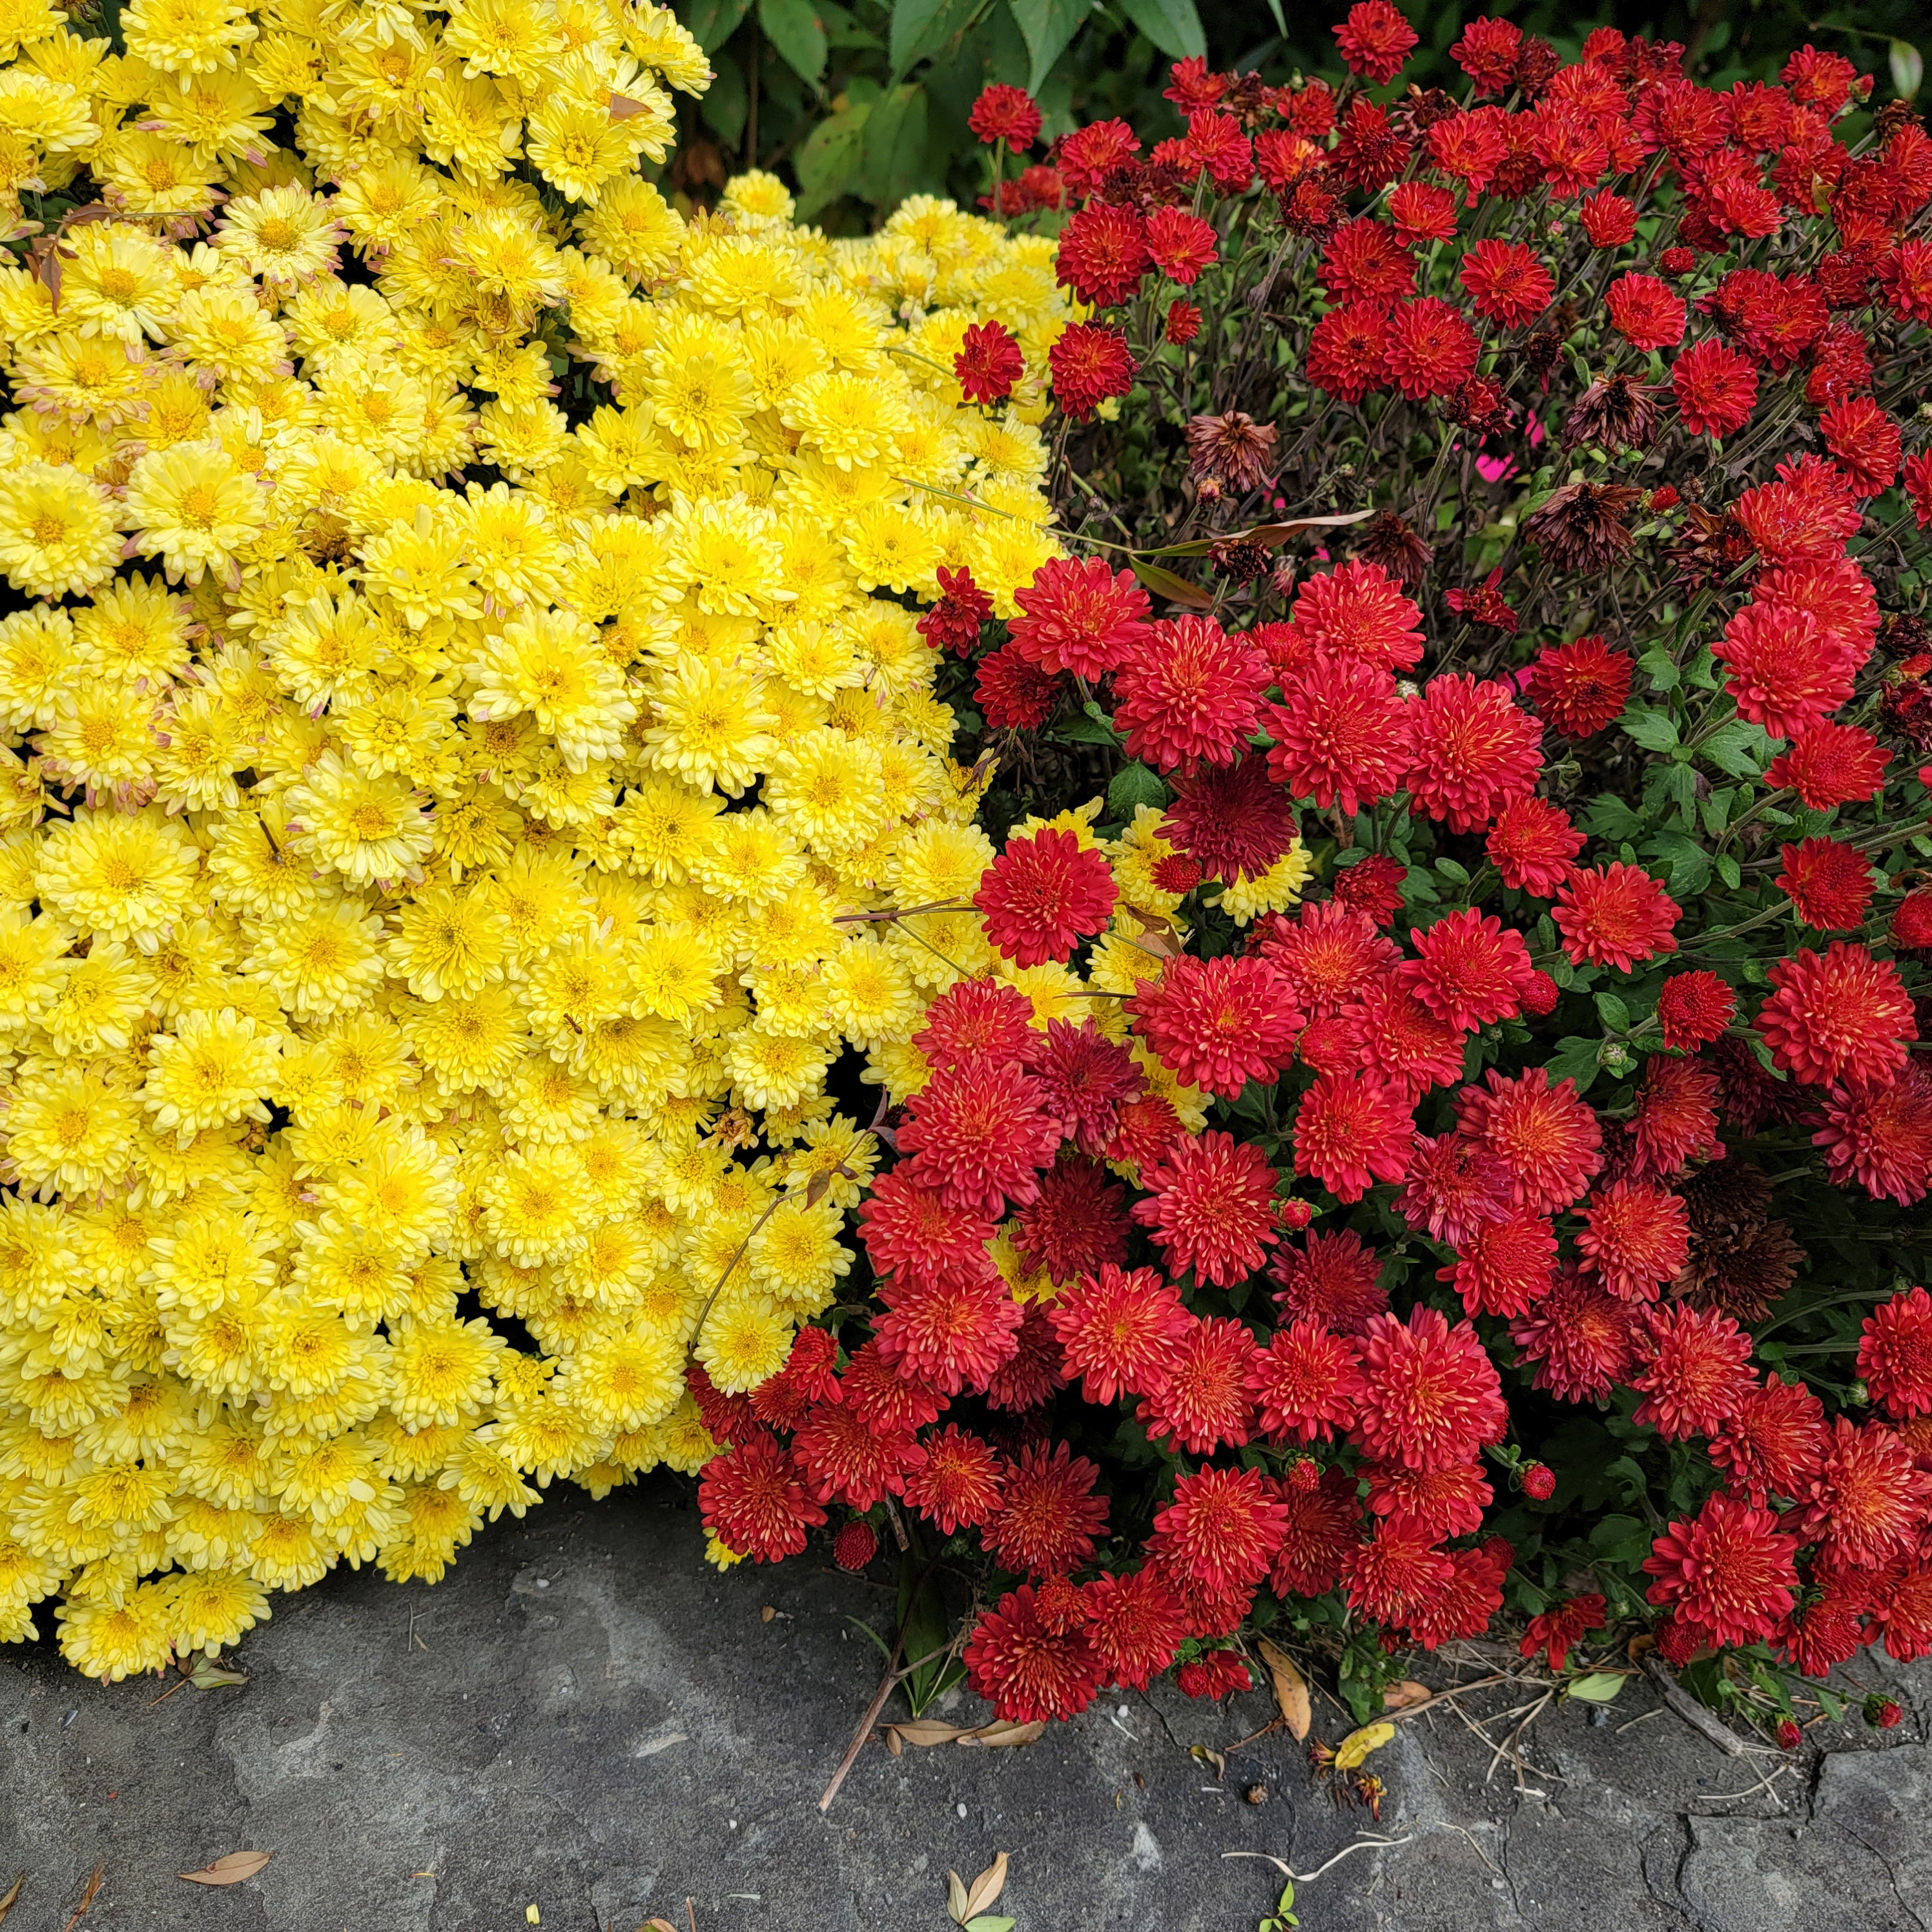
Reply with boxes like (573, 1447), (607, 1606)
(962, 1853), (1009, 1920)
(960, 1720), (1045, 1748)
(177, 1851), (272, 1886)
(886, 1720), (968, 1748)
(1257, 1639), (1311, 1740)
(61, 1863), (103, 1931)
(639, 1920), (680, 1931)
(1382, 1680), (1432, 1711)
(0, 1873), (22, 1924)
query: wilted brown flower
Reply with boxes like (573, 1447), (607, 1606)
(1390, 86), (1457, 138)
(1444, 375), (1510, 438)
(1187, 410), (1279, 494)
(1356, 510), (1434, 590)
(1523, 481), (1642, 572)
(1670, 504), (1754, 590)
(1210, 536), (1272, 582)
(1674, 1158), (1802, 1322)
(1563, 373), (1663, 452)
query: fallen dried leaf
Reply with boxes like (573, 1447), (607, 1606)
(945, 1870), (971, 1924)
(1257, 1638), (1311, 1740)
(1381, 1680), (1432, 1712)
(1191, 1743), (1227, 1778)
(61, 1863), (102, 1931)
(0, 1873), (22, 1924)
(177, 1851), (271, 1887)
(1333, 1722), (1395, 1772)
(960, 1720), (1044, 1749)
(961, 1851), (1009, 1920)
(887, 1720), (967, 1748)
(759, 1606), (775, 1623)
(639, 1920), (680, 1931)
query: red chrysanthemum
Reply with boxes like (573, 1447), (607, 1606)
(1403, 1537), (1510, 1649)
(1162, 757), (1299, 884)
(983, 1441), (1109, 1577)
(1251, 1317), (1366, 1445)
(1523, 634), (1634, 737)
(1131, 1131), (1278, 1288)
(1554, 862), (1681, 971)
(1400, 905), (1538, 1032)
(1756, 554), (1877, 672)
(841, 1342), (945, 1435)
(1180, 107), (1253, 194)
(1012, 1156), (1127, 1284)
(1763, 721), (1890, 807)
(698, 1432), (827, 1563)
(914, 978), (1035, 1064)
(1132, 954), (1304, 1101)
(1859, 1286), (1932, 1421)
(1306, 300), (1392, 402)
(976, 827), (1118, 969)
(1333, 0), (1417, 81)
(1451, 14), (1523, 92)
(1082, 1567), (1187, 1691)
(1405, 673), (1543, 833)
(1056, 203), (1151, 309)
(1348, 977), (1468, 1095)
(749, 1327), (841, 1432)
(1149, 1464), (1290, 1594)
(965, 1585), (1103, 1722)
(1818, 1054), (1932, 1209)
(1268, 1226), (1388, 1334)
(1397, 1133), (1514, 1246)
(1341, 1522), (1456, 1623)
(1390, 179), (1459, 245)
(1521, 1594), (1608, 1674)
(969, 83), (1042, 147)
(1259, 900), (1401, 1015)
(901, 1424), (1004, 1534)
(918, 563), (993, 656)
(1459, 239), (1554, 327)
(1485, 795), (1583, 896)
(1577, 1180), (1692, 1302)
(1364, 1458), (1492, 1543)
(1292, 1070), (1415, 1204)
(1319, 216), (1417, 306)
(1138, 1314), (1261, 1456)
(1898, 890), (1932, 954)
(1776, 835), (1874, 932)
(1644, 1492), (1799, 1649)
(1871, 1561), (1932, 1663)
(899, 1060), (1062, 1218)
(1385, 296), (1481, 398)
(1266, 1466), (1360, 1598)
(791, 1401), (925, 1510)
(986, 1323), (1066, 1416)
(1353, 1304), (1508, 1473)
(1776, 1588), (1869, 1679)
(1656, 971), (1737, 1052)
(1331, 852), (1409, 926)
(1265, 655), (1413, 814)
(1631, 1302), (1756, 1440)
(1756, 941), (1914, 1088)
(1820, 393), (1901, 498)
(1508, 1266), (1638, 1403)
(873, 1271), (1025, 1397)
(1020, 1019), (1144, 1156)
(1627, 1055), (1725, 1181)
(1442, 1208), (1556, 1319)
(1607, 271), (1688, 349)
(1112, 615), (1270, 773)
(1144, 205), (1218, 286)
(1735, 458), (1863, 570)
(1709, 1375), (1827, 1506)
(1007, 558), (1154, 685)
(1048, 322), (1137, 420)
(1047, 1262), (1190, 1406)
(976, 643), (1065, 729)
(1580, 190), (1638, 246)
(859, 1171), (998, 1290)
(1805, 1416), (1929, 1569)
(1670, 337), (1760, 437)
(1176, 1650), (1253, 1700)
(1457, 1066), (1604, 1214)
(954, 320), (1025, 406)
(1165, 297), (1202, 344)
(1291, 559), (1426, 672)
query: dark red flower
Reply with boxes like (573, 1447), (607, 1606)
(970, 85), (1042, 148)
(901, 1425), (1003, 1534)
(1521, 1594), (1607, 1672)
(1353, 1304), (1507, 1473)
(1657, 970), (1738, 1051)
(965, 1586), (1102, 1722)
(1048, 322), (1136, 420)
(1269, 1226), (1388, 1334)
(1144, 205), (1217, 285)
(1405, 674), (1542, 831)
(975, 644), (1064, 729)
(976, 826), (1117, 969)
(954, 320), (1024, 406)
(1508, 1266), (1638, 1403)
(1082, 1567), (1186, 1690)
(699, 1432), (827, 1562)
(1386, 296), (1481, 399)
(1607, 271), (1688, 349)
(1113, 615), (1270, 772)
(1334, 0), (1417, 83)
(1460, 239), (1554, 327)
(1777, 835), (1874, 932)
(1631, 1302), (1756, 1440)
(917, 563), (992, 655)
(1252, 1317), (1366, 1445)
(1132, 952), (1303, 1100)
(984, 1440), (1109, 1577)
(1132, 1131), (1279, 1288)
(1056, 203), (1151, 308)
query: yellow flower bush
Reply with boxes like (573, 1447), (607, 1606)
(0, 0), (1069, 1680)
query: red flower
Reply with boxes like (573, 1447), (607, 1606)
(1149, 1464), (1289, 1593)
(1140, 1315), (1262, 1455)
(1898, 891), (1932, 952)
(1366, 1457), (1492, 1541)
(1508, 1267), (1638, 1402)
(859, 1171), (998, 1289)
(792, 1401), (925, 1512)
(1714, 601), (1853, 741)
(984, 1440), (1109, 1577)
(969, 84), (1042, 147)
(1452, 14), (1523, 93)
(965, 1586), (1102, 1722)
(1756, 554), (1877, 672)
(1859, 1286), (1932, 1421)
(1776, 835), (1873, 932)
(1645, 1492), (1799, 1649)
(1047, 1263), (1190, 1405)
(1082, 1567), (1187, 1690)
(1457, 1066), (1603, 1213)
(1406, 1538), (1509, 1649)
(1331, 852), (1409, 926)
(1291, 559), (1426, 672)
(1330, 99), (1410, 192)
(1113, 615), (1270, 772)
(1353, 1303), (1507, 1473)
(1765, 721), (1890, 807)
(1182, 108), (1253, 194)
(1428, 105), (1511, 196)
(1401, 905), (1538, 1032)
(1782, 43), (1859, 112)
(1459, 239), (1554, 327)
(1670, 337), (1761, 438)
(975, 644), (1064, 729)
(1710, 1375), (1827, 1506)
(1319, 217), (1417, 307)
(1132, 1131), (1279, 1287)
(952, 320), (1025, 408)
(1386, 296), (1481, 398)
(1306, 300), (1391, 402)
(1012, 1155), (1127, 1282)
(1627, 1056), (1725, 1181)
(873, 1271), (1025, 1397)
(1269, 1465), (1361, 1597)
(976, 826), (1118, 969)
(1604, 272), (1685, 351)
(1486, 795), (1583, 895)
(901, 1425), (1003, 1534)
(1176, 1651), (1253, 1700)
(1756, 941), (1914, 1088)
(990, 1313), (1069, 1419)
(1269, 1226), (1389, 1334)
(1805, 1416), (1928, 1568)
(1579, 191), (1638, 246)
(899, 1060), (1062, 1218)
(698, 1432), (827, 1563)
(1056, 203), (1151, 308)
(1259, 899), (1400, 1015)
(1631, 1302), (1756, 1440)
(1132, 952), (1303, 1100)
(1524, 634), (1634, 737)
(914, 978), (1035, 1064)
(1048, 322), (1136, 420)
(918, 563), (993, 656)
(1165, 298), (1201, 345)
(1577, 1180), (1691, 1301)
(1293, 1071), (1415, 1203)
(1820, 393), (1901, 498)
(1656, 970), (1737, 1051)
(1397, 1132), (1514, 1246)
(1020, 1018), (1143, 1155)
(1443, 1208), (1557, 1317)
(1815, 1062), (1932, 1207)
(1163, 757), (1299, 883)
(1144, 205), (1217, 286)
(1390, 180), (1459, 245)
(1251, 1318), (1366, 1445)
(1554, 862), (1681, 971)
(841, 1342), (944, 1435)
(1341, 1523), (1455, 1624)
(1444, 566), (1518, 633)
(1405, 674), (1543, 832)
(1521, 1594), (1607, 1673)
(1056, 118), (1139, 196)
(1333, 0), (1417, 83)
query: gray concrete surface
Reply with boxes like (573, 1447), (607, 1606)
(1, 1477), (1926, 1931)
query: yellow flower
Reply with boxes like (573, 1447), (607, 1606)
(0, 461), (119, 600)
(124, 440), (268, 585)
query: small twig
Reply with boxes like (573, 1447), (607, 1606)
(1640, 1654), (1748, 1758)
(1381, 1673), (1511, 1721)
(818, 1565), (930, 1811)
(1220, 1834), (1415, 1885)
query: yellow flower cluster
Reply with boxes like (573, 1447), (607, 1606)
(0, 0), (1072, 1680)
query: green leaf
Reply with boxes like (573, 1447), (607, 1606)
(1113, 0), (1204, 59)
(1545, 1035), (1602, 1094)
(1698, 718), (1773, 781)
(700, 50), (748, 144)
(1892, 38), (1924, 101)
(1054, 710), (1123, 747)
(1715, 852), (1741, 890)
(1637, 646), (1680, 692)
(759, 0), (828, 83)
(1583, 793), (1645, 842)
(1621, 707), (1681, 754)
(864, 81), (930, 202)
(1650, 830), (1710, 898)
(967, 1920), (1017, 1932)
(1108, 761), (1168, 819)
(1130, 557), (1214, 611)
(1435, 857), (1470, 886)
(890, 0), (976, 74)
(794, 104), (871, 211)
(1594, 991), (1631, 1034)
(1566, 1672), (1627, 1704)
(686, 0), (753, 51)
(1008, 0), (1093, 93)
